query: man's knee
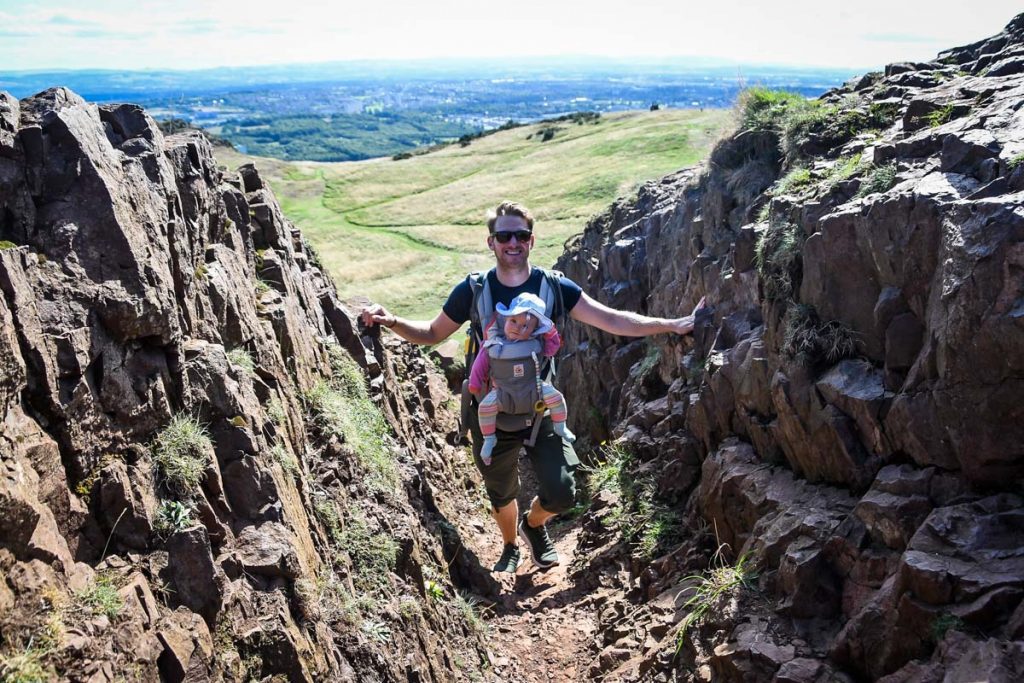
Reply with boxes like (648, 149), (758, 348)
(539, 471), (576, 514)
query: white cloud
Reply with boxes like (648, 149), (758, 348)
(0, 0), (1020, 70)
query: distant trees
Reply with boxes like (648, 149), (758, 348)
(218, 112), (477, 162)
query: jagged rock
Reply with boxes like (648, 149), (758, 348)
(876, 631), (1024, 683)
(164, 526), (224, 623)
(232, 521), (302, 578)
(95, 459), (159, 550)
(814, 360), (892, 458)
(221, 455), (281, 520)
(834, 494), (1024, 678)
(156, 608), (213, 683)
(710, 621), (795, 681)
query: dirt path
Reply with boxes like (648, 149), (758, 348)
(469, 520), (604, 682)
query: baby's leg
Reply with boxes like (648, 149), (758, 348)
(478, 390), (500, 463)
(542, 384), (575, 442)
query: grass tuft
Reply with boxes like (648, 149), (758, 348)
(455, 591), (489, 634)
(227, 348), (255, 374)
(583, 443), (680, 560)
(927, 104), (955, 127)
(930, 612), (964, 643)
(633, 343), (661, 378)
(271, 441), (299, 476)
(360, 619), (392, 643)
(74, 574), (123, 620)
(326, 343), (368, 399)
(857, 162), (898, 197)
(304, 350), (396, 491)
(755, 222), (802, 302)
(151, 414), (211, 496)
(675, 550), (756, 653)
(774, 167), (813, 195)
(341, 511), (399, 594)
(782, 304), (858, 371)
(0, 647), (51, 683)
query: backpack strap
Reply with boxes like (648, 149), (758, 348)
(536, 267), (566, 379)
(468, 269), (495, 346)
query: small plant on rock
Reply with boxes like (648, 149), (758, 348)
(927, 104), (955, 127)
(856, 162), (898, 197)
(736, 88), (814, 134)
(226, 347), (255, 374)
(74, 574), (123, 620)
(822, 152), (863, 192)
(0, 643), (53, 683)
(360, 619), (392, 643)
(424, 579), (444, 601)
(675, 550), (757, 654)
(782, 304), (858, 371)
(585, 441), (634, 499)
(755, 221), (802, 302)
(152, 414), (211, 496)
(773, 167), (813, 195)
(266, 397), (287, 428)
(154, 500), (194, 535)
(326, 343), (368, 399)
(303, 237), (325, 271)
(271, 441), (299, 476)
(634, 343), (661, 378)
(313, 495), (342, 545)
(930, 612), (965, 643)
(455, 591), (488, 634)
(304, 379), (396, 492)
(341, 511), (398, 594)
(1007, 153), (1024, 171)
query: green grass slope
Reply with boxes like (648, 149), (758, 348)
(219, 109), (731, 321)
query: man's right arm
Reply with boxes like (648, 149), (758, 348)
(360, 305), (461, 346)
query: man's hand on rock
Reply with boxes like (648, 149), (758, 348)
(667, 296), (707, 336)
(360, 303), (397, 329)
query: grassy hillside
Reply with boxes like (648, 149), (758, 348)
(218, 108), (732, 321)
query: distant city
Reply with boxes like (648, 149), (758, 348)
(1, 59), (860, 161)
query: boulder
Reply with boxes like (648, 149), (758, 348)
(164, 526), (224, 623)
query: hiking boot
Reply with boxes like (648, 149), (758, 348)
(492, 543), (522, 573)
(519, 512), (559, 568)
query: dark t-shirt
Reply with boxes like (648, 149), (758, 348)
(442, 267), (583, 326)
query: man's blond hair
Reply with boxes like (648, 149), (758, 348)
(486, 201), (534, 233)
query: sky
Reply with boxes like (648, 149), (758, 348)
(1, 0), (1021, 72)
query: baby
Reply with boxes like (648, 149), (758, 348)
(469, 293), (573, 464)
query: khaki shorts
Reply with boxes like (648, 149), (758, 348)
(469, 410), (580, 513)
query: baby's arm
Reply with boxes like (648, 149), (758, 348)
(541, 327), (562, 357)
(468, 351), (490, 398)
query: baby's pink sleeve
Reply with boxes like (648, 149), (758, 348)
(542, 327), (561, 357)
(469, 351), (490, 393)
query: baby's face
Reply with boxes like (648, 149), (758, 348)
(504, 312), (538, 341)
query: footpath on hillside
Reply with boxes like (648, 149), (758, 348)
(451, 453), (627, 683)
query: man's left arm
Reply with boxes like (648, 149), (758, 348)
(569, 291), (705, 337)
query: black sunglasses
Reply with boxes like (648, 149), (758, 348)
(493, 230), (533, 243)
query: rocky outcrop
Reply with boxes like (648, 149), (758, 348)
(0, 88), (487, 680)
(556, 13), (1024, 682)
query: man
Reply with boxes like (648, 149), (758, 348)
(361, 201), (704, 573)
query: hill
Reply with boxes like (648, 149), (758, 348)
(219, 108), (732, 320)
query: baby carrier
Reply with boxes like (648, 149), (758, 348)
(460, 268), (565, 446)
